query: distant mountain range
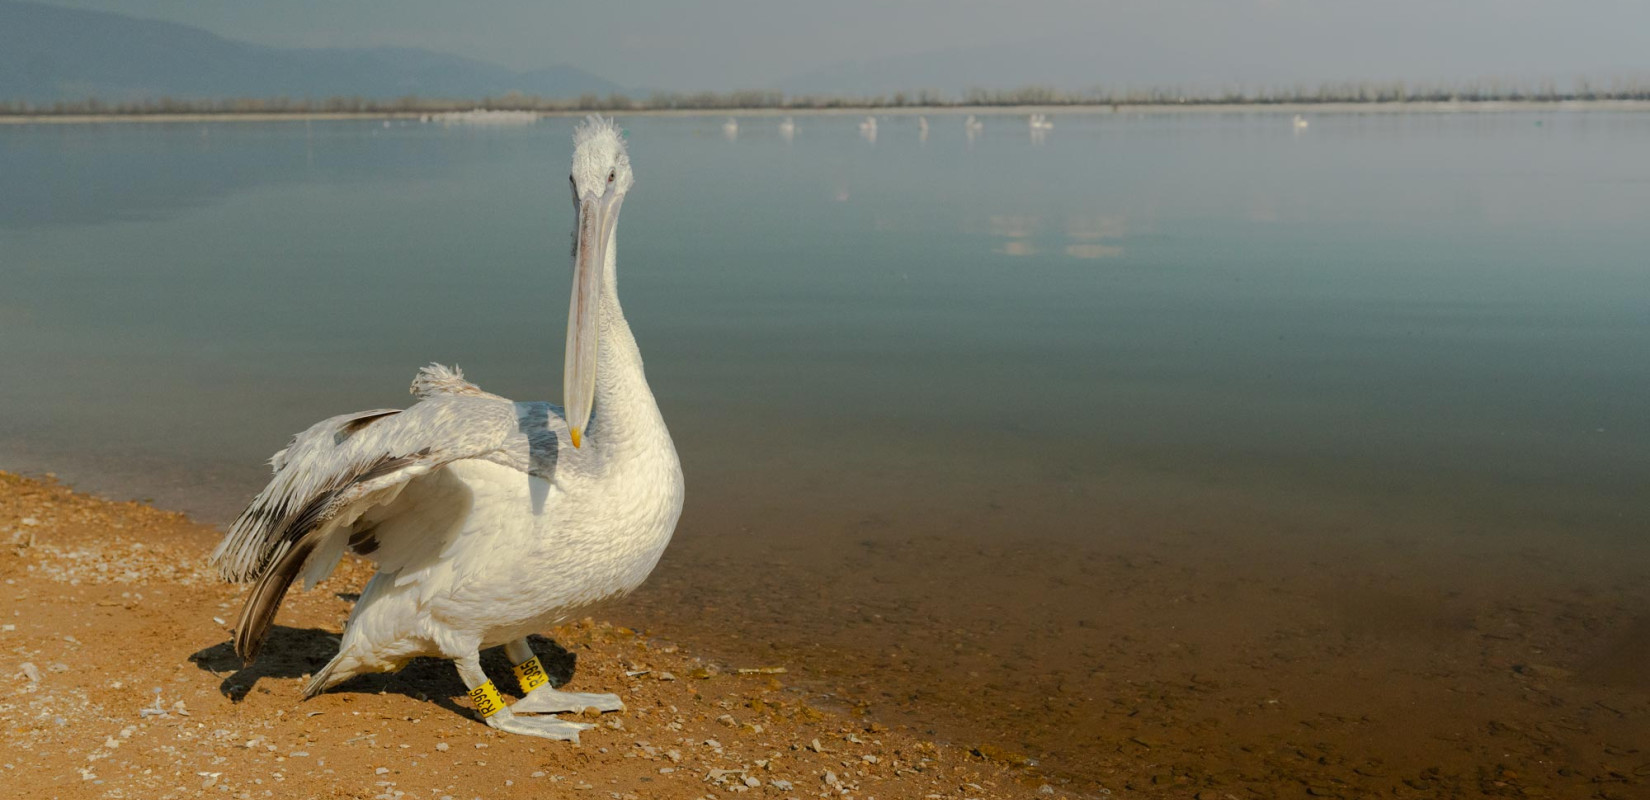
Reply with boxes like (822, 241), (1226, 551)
(0, 0), (621, 104)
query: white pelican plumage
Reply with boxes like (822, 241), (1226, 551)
(778, 116), (796, 142)
(859, 115), (877, 143)
(722, 117), (739, 140)
(212, 116), (684, 742)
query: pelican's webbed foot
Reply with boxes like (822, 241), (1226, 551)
(512, 686), (625, 715)
(455, 650), (596, 742)
(484, 707), (595, 741)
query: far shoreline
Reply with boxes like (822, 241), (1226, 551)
(5, 98), (1650, 125)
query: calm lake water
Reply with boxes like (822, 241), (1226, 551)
(5, 111), (1648, 529)
(4, 110), (1650, 793)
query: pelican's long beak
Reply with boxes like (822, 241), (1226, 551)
(564, 190), (622, 448)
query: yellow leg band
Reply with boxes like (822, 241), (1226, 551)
(513, 656), (550, 693)
(469, 680), (505, 718)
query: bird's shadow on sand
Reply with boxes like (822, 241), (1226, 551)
(189, 628), (577, 715)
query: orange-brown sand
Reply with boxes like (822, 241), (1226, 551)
(0, 472), (1055, 799)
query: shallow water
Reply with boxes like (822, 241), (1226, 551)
(4, 111), (1650, 793)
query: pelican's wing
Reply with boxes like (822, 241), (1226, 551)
(213, 370), (564, 661)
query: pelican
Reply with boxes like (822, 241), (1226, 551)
(722, 117), (739, 140)
(859, 115), (877, 143)
(1292, 114), (1309, 130)
(918, 115), (929, 143)
(212, 116), (684, 742)
(778, 116), (795, 142)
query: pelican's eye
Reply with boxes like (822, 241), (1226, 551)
(608, 170), (616, 184)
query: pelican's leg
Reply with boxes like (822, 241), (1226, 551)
(504, 638), (626, 715)
(453, 651), (593, 741)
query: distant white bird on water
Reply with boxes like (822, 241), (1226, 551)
(778, 116), (796, 141)
(964, 114), (984, 132)
(212, 117), (684, 742)
(722, 116), (739, 140)
(1028, 113), (1054, 131)
(1292, 114), (1309, 130)
(859, 114), (878, 143)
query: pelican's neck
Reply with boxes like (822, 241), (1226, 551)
(583, 233), (670, 457)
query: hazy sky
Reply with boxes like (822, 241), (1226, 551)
(33, 0), (1650, 91)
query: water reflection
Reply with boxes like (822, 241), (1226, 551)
(1030, 114), (1055, 146)
(1063, 243), (1122, 258)
(986, 212), (1127, 259)
(989, 214), (1039, 256)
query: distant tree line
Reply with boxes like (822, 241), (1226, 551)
(5, 77), (1650, 116)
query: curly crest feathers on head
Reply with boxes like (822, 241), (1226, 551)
(571, 115), (633, 197)
(573, 115), (622, 147)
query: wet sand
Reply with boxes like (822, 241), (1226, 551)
(609, 453), (1650, 799)
(0, 472), (1056, 799)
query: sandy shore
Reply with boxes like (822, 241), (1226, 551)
(0, 471), (1058, 799)
(4, 100), (1649, 125)
(7, 457), (1650, 799)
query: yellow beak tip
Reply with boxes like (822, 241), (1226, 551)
(569, 429), (583, 449)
